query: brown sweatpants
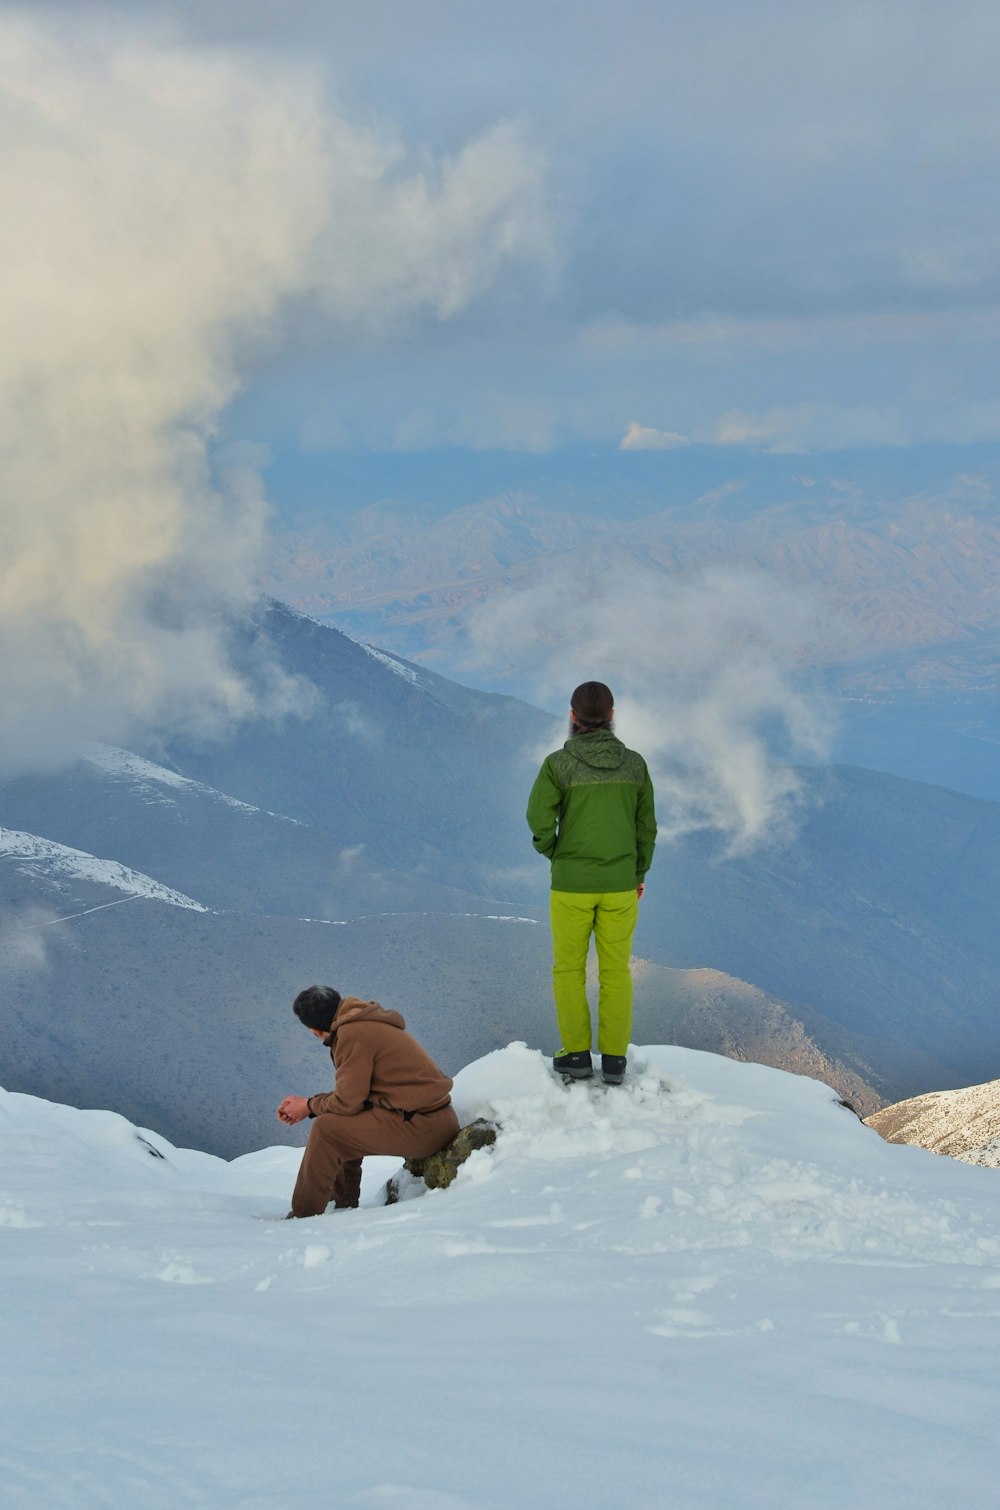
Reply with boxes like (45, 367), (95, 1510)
(290, 1103), (461, 1217)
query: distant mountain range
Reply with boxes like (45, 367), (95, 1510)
(4, 600), (1000, 1153)
(261, 481), (1000, 695)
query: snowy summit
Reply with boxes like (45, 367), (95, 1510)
(2, 1044), (999, 1508)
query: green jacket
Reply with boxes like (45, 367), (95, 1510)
(526, 729), (657, 893)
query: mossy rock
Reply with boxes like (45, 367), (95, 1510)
(385, 1117), (499, 1203)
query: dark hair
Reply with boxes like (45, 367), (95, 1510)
(570, 681), (614, 732)
(292, 984), (342, 1032)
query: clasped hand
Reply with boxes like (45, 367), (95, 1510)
(276, 1095), (310, 1125)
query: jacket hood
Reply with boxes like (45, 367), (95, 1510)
(324, 996), (406, 1045)
(562, 729), (625, 771)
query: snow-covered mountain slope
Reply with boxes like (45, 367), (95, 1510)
(867, 1078), (1000, 1167)
(0, 742), (505, 919)
(1, 1045), (998, 1509)
(84, 743), (260, 805)
(0, 826), (207, 911)
(160, 598), (557, 894)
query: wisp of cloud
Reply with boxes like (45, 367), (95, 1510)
(464, 565), (833, 852)
(0, 16), (547, 776)
(0, 904), (58, 975)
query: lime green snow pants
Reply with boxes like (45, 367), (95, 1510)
(550, 889), (639, 1056)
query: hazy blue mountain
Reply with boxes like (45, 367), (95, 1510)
(263, 488), (1000, 805)
(156, 599), (556, 896)
(1, 837), (871, 1156)
(644, 764), (1000, 1102)
(0, 851), (548, 1156)
(827, 686), (1000, 805)
(0, 745), (516, 920)
(165, 604), (1000, 1109)
(263, 481), (1000, 702)
(4, 599), (1000, 1151)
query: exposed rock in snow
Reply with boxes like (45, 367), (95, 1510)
(386, 1117), (499, 1201)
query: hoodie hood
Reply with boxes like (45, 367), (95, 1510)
(563, 729), (626, 772)
(324, 996), (406, 1045)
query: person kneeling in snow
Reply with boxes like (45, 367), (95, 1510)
(277, 985), (460, 1218)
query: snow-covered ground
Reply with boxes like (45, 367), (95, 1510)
(2, 1044), (999, 1509)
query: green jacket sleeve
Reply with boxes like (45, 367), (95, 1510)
(526, 758), (562, 860)
(636, 765), (657, 882)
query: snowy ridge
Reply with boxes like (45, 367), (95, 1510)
(2, 1044), (999, 1507)
(82, 743), (266, 816)
(261, 594), (331, 633)
(82, 743), (194, 790)
(297, 911), (538, 926)
(357, 639), (422, 684)
(460, 913), (539, 923)
(0, 828), (208, 911)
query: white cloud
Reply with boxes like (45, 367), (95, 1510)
(0, 18), (547, 775)
(0, 905), (58, 974)
(335, 702), (383, 744)
(619, 423), (689, 451)
(463, 565), (833, 853)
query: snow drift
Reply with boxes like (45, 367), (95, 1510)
(2, 1044), (999, 1508)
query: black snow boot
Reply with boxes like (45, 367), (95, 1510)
(553, 1051), (594, 1080)
(601, 1054), (627, 1085)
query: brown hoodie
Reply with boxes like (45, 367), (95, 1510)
(306, 997), (453, 1119)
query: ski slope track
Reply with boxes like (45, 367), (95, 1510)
(1, 1044), (998, 1509)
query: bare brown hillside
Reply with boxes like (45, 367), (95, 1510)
(866, 1080), (1000, 1167)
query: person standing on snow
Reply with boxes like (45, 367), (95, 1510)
(277, 985), (460, 1217)
(526, 681), (656, 1086)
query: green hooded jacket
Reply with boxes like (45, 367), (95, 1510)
(526, 729), (657, 893)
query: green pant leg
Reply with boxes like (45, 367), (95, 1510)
(550, 890), (599, 1052)
(593, 890), (639, 1055)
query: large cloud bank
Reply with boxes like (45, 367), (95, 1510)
(0, 17), (547, 774)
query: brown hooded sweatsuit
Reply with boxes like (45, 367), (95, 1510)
(290, 996), (459, 1217)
